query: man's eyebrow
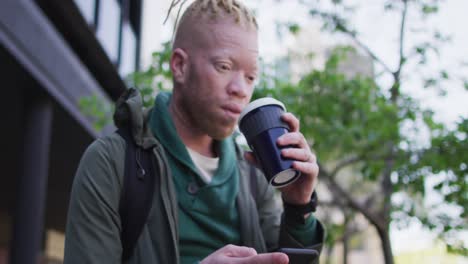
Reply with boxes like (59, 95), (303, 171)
(224, 54), (258, 66)
(210, 52), (258, 71)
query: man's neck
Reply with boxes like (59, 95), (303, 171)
(169, 101), (217, 158)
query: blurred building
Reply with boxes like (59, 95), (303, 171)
(0, 0), (146, 263)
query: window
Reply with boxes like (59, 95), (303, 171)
(73, 0), (96, 25)
(119, 22), (137, 76)
(96, 0), (121, 63)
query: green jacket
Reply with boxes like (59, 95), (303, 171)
(64, 89), (324, 263)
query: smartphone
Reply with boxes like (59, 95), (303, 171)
(276, 248), (319, 264)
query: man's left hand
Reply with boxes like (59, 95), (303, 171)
(276, 112), (318, 205)
(244, 112), (319, 206)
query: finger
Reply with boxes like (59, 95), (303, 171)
(281, 148), (316, 163)
(221, 245), (257, 258)
(235, 252), (289, 264)
(293, 160), (319, 177)
(277, 132), (307, 148)
(281, 112), (300, 132)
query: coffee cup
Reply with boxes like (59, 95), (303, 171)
(238, 97), (301, 187)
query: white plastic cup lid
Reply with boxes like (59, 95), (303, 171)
(271, 169), (301, 187)
(239, 97), (286, 125)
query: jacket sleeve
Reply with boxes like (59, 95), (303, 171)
(254, 167), (325, 262)
(64, 136), (125, 264)
(279, 213), (325, 252)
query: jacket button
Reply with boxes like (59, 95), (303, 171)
(187, 182), (199, 195)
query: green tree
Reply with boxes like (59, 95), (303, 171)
(256, 0), (467, 263)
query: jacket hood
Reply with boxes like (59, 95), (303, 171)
(113, 88), (158, 149)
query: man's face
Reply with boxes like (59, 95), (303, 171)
(175, 20), (259, 140)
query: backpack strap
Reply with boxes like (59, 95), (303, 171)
(117, 128), (156, 261)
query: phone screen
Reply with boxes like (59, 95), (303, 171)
(277, 248), (319, 264)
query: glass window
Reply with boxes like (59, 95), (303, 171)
(96, 0), (121, 63)
(119, 22), (137, 76)
(73, 0), (96, 25)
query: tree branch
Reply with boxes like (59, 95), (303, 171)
(364, 190), (379, 209)
(319, 199), (343, 208)
(381, 151), (396, 227)
(329, 151), (391, 179)
(397, 0), (408, 75)
(337, 224), (366, 243)
(391, 0), (409, 100)
(347, 32), (394, 75)
(313, 11), (394, 75)
(320, 165), (385, 230)
(330, 155), (362, 178)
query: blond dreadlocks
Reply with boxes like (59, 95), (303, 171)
(166, 0), (258, 45)
(166, 0), (257, 27)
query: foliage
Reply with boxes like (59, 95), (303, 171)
(78, 41), (173, 131)
(256, 43), (466, 261)
(126, 41), (173, 107)
(78, 94), (114, 132)
(255, 47), (399, 165)
(400, 117), (468, 254)
(268, 0), (468, 262)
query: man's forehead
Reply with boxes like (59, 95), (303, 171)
(195, 19), (258, 48)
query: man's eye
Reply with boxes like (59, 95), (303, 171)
(247, 76), (256, 83)
(217, 63), (231, 71)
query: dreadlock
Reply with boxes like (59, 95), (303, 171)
(166, 0), (258, 40)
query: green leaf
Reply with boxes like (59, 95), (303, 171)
(424, 78), (437, 88)
(422, 5), (438, 15)
(384, 2), (394, 11)
(288, 23), (301, 35)
(440, 70), (449, 80)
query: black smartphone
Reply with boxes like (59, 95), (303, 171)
(277, 248), (319, 264)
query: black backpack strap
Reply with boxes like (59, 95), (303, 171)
(117, 128), (156, 261)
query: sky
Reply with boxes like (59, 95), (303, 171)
(346, 0), (468, 126)
(141, 0), (468, 255)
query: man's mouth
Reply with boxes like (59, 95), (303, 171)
(223, 104), (242, 114)
(222, 104), (242, 119)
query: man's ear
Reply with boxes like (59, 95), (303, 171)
(170, 48), (189, 84)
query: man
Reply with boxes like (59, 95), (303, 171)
(64, 0), (324, 263)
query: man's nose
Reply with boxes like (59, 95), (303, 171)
(227, 72), (249, 98)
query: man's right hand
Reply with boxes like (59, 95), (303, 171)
(200, 244), (289, 264)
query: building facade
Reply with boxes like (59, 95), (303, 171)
(0, 0), (144, 262)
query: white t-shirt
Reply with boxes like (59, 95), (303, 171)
(186, 147), (219, 184)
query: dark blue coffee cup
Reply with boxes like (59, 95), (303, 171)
(239, 98), (301, 188)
